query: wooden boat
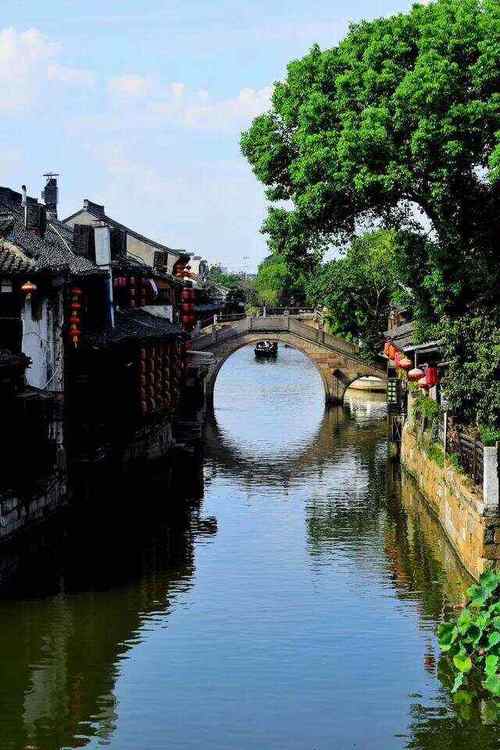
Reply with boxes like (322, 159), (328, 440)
(254, 340), (278, 358)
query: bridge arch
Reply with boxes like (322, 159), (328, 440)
(192, 316), (387, 406)
(206, 333), (333, 404)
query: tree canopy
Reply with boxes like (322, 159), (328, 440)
(242, 0), (500, 427)
(241, 0), (500, 315)
(254, 254), (306, 307)
(306, 230), (400, 358)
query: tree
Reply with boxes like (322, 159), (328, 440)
(241, 0), (500, 427)
(241, 0), (500, 314)
(306, 230), (399, 359)
(254, 254), (306, 307)
(207, 263), (257, 308)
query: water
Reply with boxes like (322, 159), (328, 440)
(0, 345), (498, 749)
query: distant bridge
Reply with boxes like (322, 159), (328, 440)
(192, 315), (387, 404)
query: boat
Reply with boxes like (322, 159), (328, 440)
(254, 340), (278, 359)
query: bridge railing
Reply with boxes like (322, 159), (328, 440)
(191, 316), (386, 376)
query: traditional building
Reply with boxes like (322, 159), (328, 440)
(0, 181), (198, 540)
(63, 198), (190, 276)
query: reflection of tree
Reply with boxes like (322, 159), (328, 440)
(405, 699), (499, 750)
(204, 401), (388, 492)
(0, 460), (213, 750)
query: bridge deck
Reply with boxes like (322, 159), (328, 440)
(192, 316), (386, 377)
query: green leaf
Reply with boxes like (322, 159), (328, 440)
(453, 650), (473, 674)
(484, 655), (498, 677)
(457, 608), (473, 635)
(453, 689), (473, 706)
(487, 631), (500, 651)
(451, 673), (465, 693)
(478, 570), (499, 595)
(438, 622), (458, 652)
(483, 674), (500, 698)
(467, 584), (488, 608)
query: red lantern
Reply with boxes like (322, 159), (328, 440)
(408, 367), (424, 382)
(399, 356), (412, 370)
(70, 287), (82, 296)
(426, 367), (438, 387)
(21, 280), (37, 296)
(387, 343), (397, 360)
(418, 376), (429, 389)
(69, 315), (81, 325)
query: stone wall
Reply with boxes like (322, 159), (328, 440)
(0, 474), (67, 542)
(401, 426), (500, 580)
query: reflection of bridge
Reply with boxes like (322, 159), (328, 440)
(192, 316), (387, 404)
(204, 404), (388, 487)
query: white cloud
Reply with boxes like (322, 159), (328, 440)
(48, 63), (95, 87)
(180, 86), (273, 130)
(0, 28), (57, 111)
(108, 74), (153, 98)
(148, 82), (273, 131)
(108, 69), (272, 132)
(0, 27), (96, 112)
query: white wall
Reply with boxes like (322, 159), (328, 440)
(22, 291), (64, 391)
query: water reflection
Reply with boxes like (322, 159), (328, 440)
(0, 461), (212, 750)
(0, 345), (497, 749)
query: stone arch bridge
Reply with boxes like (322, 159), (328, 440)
(191, 316), (386, 404)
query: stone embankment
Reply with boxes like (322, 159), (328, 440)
(401, 427), (500, 580)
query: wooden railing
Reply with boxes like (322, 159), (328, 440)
(446, 423), (484, 487)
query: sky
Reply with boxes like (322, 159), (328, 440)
(1, 0), (414, 271)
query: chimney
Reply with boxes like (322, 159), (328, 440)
(41, 173), (59, 220)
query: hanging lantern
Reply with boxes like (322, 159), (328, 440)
(418, 376), (429, 389)
(21, 280), (37, 298)
(67, 286), (83, 348)
(387, 343), (397, 360)
(426, 366), (438, 387)
(399, 356), (412, 370)
(408, 367), (424, 382)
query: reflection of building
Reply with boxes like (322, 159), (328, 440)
(0, 457), (214, 750)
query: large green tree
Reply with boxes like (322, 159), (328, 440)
(241, 0), (499, 315)
(306, 230), (399, 359)
(254, 254), (306, 307)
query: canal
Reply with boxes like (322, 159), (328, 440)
(0, 345), (498, 749)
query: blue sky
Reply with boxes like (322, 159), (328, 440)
(2, 0), (413, 271)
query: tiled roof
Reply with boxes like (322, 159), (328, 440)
(384, 321), (414, 348)
(64, 200), (188, 259)
(83, 308), (184, 348)
(0, 187), (101, 277)
(0, 242), (35, 275)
